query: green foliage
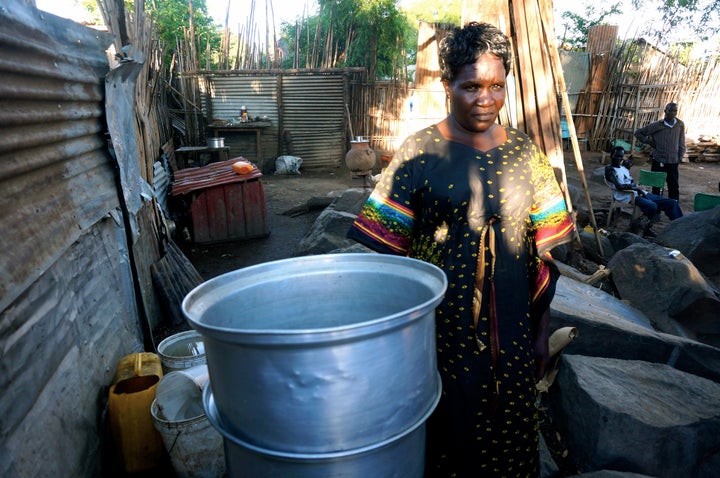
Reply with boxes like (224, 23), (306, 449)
(79, 0), (104, 24)
(631, 0), (720, 42)
(279, 0), (410, 79)
(401, 0), (461, 24)
(278, 0), (462, 80)
(146, 0), (222, 68)
(401, 0), (462, 69)
(668, 41), (695, 63)
(557, 3), (623, 51)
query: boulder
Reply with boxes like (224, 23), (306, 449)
(552, 276), (720, 383)
(578, 230), (614, 264)
(294, 188), (369, 256)
(656, 206), (720, 286)
(548, 355), (720, 477)
(608, 242), (720, 346)
(605, 231), (648, 257)
(303, 187), (720, 478)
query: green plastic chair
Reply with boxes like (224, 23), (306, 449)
(638, 170), (667, 196)
(694, 192), (720, 212)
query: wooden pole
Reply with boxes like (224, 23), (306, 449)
(538, 0), (603, 254)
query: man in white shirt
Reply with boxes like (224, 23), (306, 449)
(605, 146), (683, 237)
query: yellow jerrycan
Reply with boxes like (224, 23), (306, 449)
(108, 352), (165, 473)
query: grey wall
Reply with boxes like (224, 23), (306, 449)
(0, 2), (143, 475)
(202, 72), (348, 171)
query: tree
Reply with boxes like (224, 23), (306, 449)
(556, 1), (720, 53)
(146, 0), (222, 70)
(279, 0), (411, 80)
(557, 3), (623, 51)
(636, 0), (720, 42)
(400, 0), (461, 74)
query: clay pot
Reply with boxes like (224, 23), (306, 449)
(345, 137), (376, 174)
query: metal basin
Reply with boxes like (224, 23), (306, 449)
(207, 137), (224, 148)
(183, 253), (446, 453)
(204, 385), (435, 477)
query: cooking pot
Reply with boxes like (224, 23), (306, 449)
(183, 253), (447, 453)
(204, 385), (434, 477)
(207, 137), (224, 148)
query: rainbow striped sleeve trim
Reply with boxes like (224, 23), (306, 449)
(530, 192), (574, 255)
(351, 191), (415, 254)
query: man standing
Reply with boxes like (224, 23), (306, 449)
(634, 102), (685, 200)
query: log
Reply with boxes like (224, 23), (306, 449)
(151, 241), (204, 326)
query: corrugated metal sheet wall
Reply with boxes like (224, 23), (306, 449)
(202, 73), (347, 170)
(206, 75), (279, 164)
(281, 75), (346, 169)
(0, 5), (117, 308)
(0, 2), (143, 476)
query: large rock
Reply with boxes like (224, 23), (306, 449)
(656, 207), (720, 283)
(605, 231), (648, 257)
(608, 242), (720, 346)
(578, 229), (614, 264)
(294, 188), (369, 256)
(548, 355), (720, 477)
(552, 276), (720, 383)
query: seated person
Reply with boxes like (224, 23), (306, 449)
(605, 146), (683, 237)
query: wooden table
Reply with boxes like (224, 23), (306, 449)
(208, 121), (272, 166)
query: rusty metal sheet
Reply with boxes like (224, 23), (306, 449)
(171, 158), (262, 195)
(0, 2), (115, 311)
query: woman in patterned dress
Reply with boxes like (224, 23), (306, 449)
(347, 22), (574, 477)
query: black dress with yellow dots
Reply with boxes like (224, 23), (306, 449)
(348, 125), (574, 477)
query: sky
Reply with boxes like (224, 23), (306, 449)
(32, 0), (652, 38)
(33, 0), (317, 30)
(32, 0), (716, 56)
(204, 0), (316, 31)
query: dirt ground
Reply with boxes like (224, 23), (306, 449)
(176, 168), (356, 280)
(177, 151), (720, 281)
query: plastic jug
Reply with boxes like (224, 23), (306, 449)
(108, 352), (165, 473)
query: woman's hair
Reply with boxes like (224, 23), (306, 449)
(438, 22), (512, 82)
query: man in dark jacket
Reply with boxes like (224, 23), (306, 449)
(634, 102), (685, 200)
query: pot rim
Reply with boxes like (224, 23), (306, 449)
(182, 254), (447, 344)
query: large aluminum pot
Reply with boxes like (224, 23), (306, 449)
(204, 386), (435, 477)
(183, 253), (446, 453)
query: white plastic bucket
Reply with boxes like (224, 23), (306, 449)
(151, 369), (224, 478)
(157, 330), (206, 373)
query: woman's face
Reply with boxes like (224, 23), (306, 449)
(444, 52), (506, 133)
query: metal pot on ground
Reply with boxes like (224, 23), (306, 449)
(183, 254), (447, 455)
